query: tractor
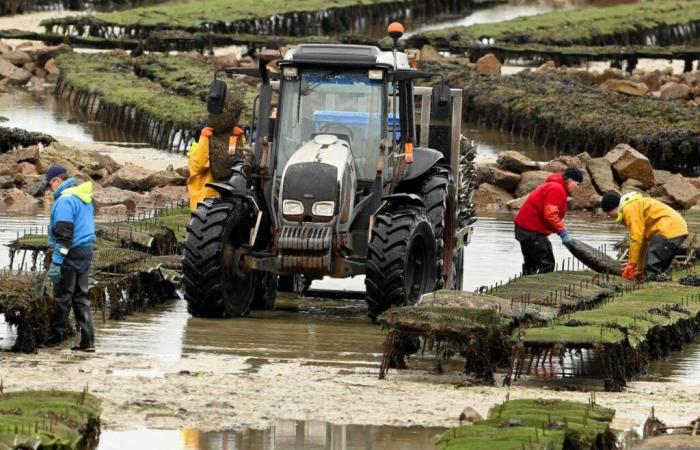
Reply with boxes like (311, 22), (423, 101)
(182, 24), (475, 321)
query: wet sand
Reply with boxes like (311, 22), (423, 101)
(0, 10), (86, 34)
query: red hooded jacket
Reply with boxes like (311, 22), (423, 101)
(513, 173), (568, 235)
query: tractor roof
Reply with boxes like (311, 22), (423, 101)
(283, 44), (411, 70)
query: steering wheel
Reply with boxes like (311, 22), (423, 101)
(319, 123), (354, 142)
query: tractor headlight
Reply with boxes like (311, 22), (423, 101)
(368, 69), (383, 80)
(312, 201), (335, 217)
(283, 67), (298, 78)
(282, 200), (304, 216)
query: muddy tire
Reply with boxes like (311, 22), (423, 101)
(250, 272), (277, 310)
(182, 198), (258, 318)
(365, 206), (436, 322)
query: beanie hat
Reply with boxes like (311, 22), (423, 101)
(601, 191), (621, 213)
(563, 167), (584, 183)
(44, 165), (68, 187)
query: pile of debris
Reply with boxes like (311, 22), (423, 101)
(0, 40), (71, 92)
(0, 142), (188, 213)
(472, 144), (700, 213)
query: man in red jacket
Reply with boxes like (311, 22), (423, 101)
(513, 168), (583, 274)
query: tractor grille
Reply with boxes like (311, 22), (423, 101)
(278, 226), (332, 271)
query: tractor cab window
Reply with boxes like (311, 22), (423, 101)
(276, 69), (384, 180)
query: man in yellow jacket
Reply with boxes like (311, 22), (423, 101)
(601, 191), (688, 281)
(187, 126), (218, 211)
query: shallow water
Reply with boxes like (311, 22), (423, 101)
(96, 420), (446, 450)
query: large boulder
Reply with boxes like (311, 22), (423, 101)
(92, 186), (146, 208)
(147, 186), (188, 206)
(154, 170), (186, 187)
(541, 160), (568, 173)
(604, 144), (654, 188)
(515, 170), (550, 198)
(32, 44), (72, 67)
(0, 175), (15, 188)
(566, 68), (597, 86)
(596, 68), (624, 84)
(600, 79), (649, 97)
(506, 195), (528, 211)
(420, 45), (445, 62)
(0, 188), (39, 212)
(103, 163), (156, 191)
(586, 158), (619, 194)
(652, 169), (673, 186)
(641, 72), (662, 91)
(491, 167), (521, 191)
(0, 58), (32, 85)
(659, 174), (700, 209)
(472, 183), (513, 211)
(475, 53), (501, 76)
(659, 81), (691, 100)
(496, 150), (538, 174)
(0, 145), (40, 165)
(474, 163), (496, 185)
(621, 178), (644, 194)
(570, 175), (602, 210)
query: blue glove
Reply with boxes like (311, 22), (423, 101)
(48, 263), (62, 285)
(559, 229), (573, 246)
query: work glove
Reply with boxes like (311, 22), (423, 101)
(558, 229), (573, 246)
(200, 126), (213, 139)
(47, 263), (62, 285)
(621, 262), (638, 280)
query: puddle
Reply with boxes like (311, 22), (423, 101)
(646, 338), (700, 385)
(464, 120), (557, 162)
(96, 420), (446, 450)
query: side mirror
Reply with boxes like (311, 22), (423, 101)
(431, 81), (452, 120)
(207, 73), (227, 114)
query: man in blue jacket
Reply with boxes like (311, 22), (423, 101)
(44, 165), (96, 352)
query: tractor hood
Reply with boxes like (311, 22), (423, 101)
(279, 134), (356, 225)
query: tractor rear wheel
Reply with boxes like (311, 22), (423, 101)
(182, 198), (258, 318)
(365, 206), (436, 322)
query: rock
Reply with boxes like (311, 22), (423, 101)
(621, 178), (645, 193)
(653, 169), (673, 186)
(566, 68), (597, 86)
(92, 186), (146, 207)
(33, 44), (71, 67)
(175, 166), (189, 178)
(596, 68), (624, 84)
(0, 188), (39, 212)
(496, 150), (538, 174)
(659, 81), (691, 100)
(659, 174), (700, 209)
(688, 177), (700, 190)
(459, 407), (483, 424)
(212, 53), (239, 71)
(576, 152), (592, 163)
(570, 175), (602, 209)
(26, 75), (45, 91)
(420, 45), (444, 62)
(475, 53), (501, 76)
(506, 195), (528, 211)
(104, 163), (156, 191)
(43, 58), (60, 76)
(515, 170), (551, 197)
(147, 186), (188, 205)
(474, 163), (495, 185)
(0, 42), (11, 54)
(541, 160), (568, 173)
(99, 204), (128, 216)
(3, 51), (31, 66)
(586, 158), (619, 194)
(642, 72), (662, 91)
(24, 177), (45, 197)
(0, 145), (40, 165)
(491, 167), (521, 191)
(154, 170), (186, 187)
(604, 144), (654, 188)
(0, 175), (15, 188)
(535, 60), (556, 73)
(92, 152), (121, 174)
(17, 162), (37, 176)
(472, 183), (514, 211)
(557, 155), (584, 169)
(0, 58), (32, 85)
(600, 79), (649, 97)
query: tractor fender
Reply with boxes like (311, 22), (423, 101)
(377, 193), (425, 215)
(205, 182), (247, 199)
(401, 147), (444, 181)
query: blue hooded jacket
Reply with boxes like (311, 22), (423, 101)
(48, 178), (96, 269)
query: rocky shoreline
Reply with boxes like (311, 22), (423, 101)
(472, 144), (700, 214)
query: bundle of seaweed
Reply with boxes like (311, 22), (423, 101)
(0, 127), (54, 155)
(438, 398), (616, 450)
(0, 390), (101, 450)
(565, 239), (624, 276)
(0, 271), (52, 353)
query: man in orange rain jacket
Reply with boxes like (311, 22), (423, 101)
(601, 191), (688, 281)
(187, 126), (218, 211)
(513, 168), (583, 274)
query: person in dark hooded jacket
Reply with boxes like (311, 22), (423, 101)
(44, 165), (96, 352)
(513, 168), (583, 274)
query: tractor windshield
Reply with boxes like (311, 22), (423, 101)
(275, 69), (384, 180)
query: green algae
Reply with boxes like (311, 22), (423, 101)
(438, 399), (615, 450)
(0, 390), (101, 450)
(414, 0), (700, 48)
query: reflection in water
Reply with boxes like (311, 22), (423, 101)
(646, 337), (700, 385)
(465, 121), (556, 162)
(97, 420), (445, 450)
(0, 91), (142, 144)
